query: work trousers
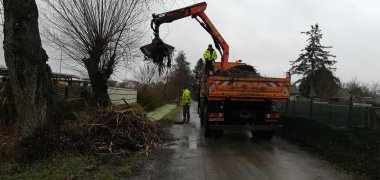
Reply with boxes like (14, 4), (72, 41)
(183, 104), (190, 122)
(205, 60), (214, 75)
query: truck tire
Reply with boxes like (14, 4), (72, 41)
(251, 131), (274, 139)
(214, 130), (223, 137)
(200, 110), (204, 126)
(203, 104), (223, 137)
(197, 95), (200, 114)
(200, 103), (204, 126)
(204, 105), (212, 137)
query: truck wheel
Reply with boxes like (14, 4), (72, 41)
(204, 105), (211, 137)
(198, 97), (204, 125)
(205, 123), (211, 137)
(197, 103), (200, 114)
(214, 130), (223, 137)
(197, 94), (200, 114)
(200, 114), (204, 126)
(251, 131), (274, 139)
(200, 104), (204, 126)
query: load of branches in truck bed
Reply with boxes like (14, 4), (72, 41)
(214, 65), (261, 78)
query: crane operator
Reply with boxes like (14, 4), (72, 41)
(203, 44), (218, 75)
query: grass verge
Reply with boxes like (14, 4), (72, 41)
(157, 106), (179, 125)
(0, 153), (142, 179)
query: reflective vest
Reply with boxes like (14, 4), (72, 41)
(203, 49), (218, 62)
(181, 89), (191, 106)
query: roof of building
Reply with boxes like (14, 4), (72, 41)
(0, 67), (82, 80)
(290, 85), (301, 95)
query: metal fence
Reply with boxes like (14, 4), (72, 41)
(53, 85), (86, 102)
(107, 87), (137, 105)
(53, 85), (137, 105)
(277, 101), (380, 129)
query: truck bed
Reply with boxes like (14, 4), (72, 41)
(202, 75), (291, 102)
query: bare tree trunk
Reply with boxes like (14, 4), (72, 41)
(88, 70), (111, 106)
(3, 0), (54, 138)
(83, 58), (111, 106)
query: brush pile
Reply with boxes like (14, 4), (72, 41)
(1, 104), (166, 163)
(62, 106), (165, 155)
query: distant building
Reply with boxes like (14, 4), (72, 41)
(359, 96), (380, 107)
(290, 85), (301, 101)
(374, 96), (380, 106)
(0, 67), (89, 87)
(330, 88), (350, 102)
(360, 97), (374, 104)
(107, 80), (118, 87)
(117, 80), (140, 89)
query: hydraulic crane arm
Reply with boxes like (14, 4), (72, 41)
(150, 2), (230, 70)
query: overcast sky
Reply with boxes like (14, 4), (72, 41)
(0, 0), (379, 84)
(150, 0), (380, 84)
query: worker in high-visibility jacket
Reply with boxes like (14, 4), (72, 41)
(181, 87), (191, 124)
(203, 44), (218, 75)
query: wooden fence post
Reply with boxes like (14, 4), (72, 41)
(65, 86), (69, 100)
(292, 100), (296, 116)
(347, 96), (353, 128)
(309, 99), (313, 118)
(328, 105), (332, 125)
(285, 102), (289, 115)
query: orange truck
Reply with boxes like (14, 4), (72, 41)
(141, 2), (291, 138)
(199, 62), (290, 138)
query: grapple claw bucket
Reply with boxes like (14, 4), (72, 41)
(140, 37), (175, 68)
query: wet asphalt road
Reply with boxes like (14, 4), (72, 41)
(133, 103), (361, 180)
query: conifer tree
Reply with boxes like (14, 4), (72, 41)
(290, 24), (340, 100)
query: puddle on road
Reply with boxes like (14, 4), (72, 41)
(189, 136), (198, 149)
(165, 142), (177, 149)
(179, 142), (189, 149)
(170, 135), (199, 150)
(169, 119), (200, 150)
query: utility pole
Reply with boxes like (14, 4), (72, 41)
(60, 51), (62, 78)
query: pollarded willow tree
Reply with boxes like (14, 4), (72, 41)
(42, 0), (146, 106)
(3, 0), (54, 138)
(290, 24), (340, 100)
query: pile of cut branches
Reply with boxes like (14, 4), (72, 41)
(63, 106), (165, 156)
(1, 105), (165, 163)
